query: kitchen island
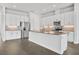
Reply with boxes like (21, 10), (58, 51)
(29, 31), (68, 54)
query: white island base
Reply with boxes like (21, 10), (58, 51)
(29, 31), (68, 54)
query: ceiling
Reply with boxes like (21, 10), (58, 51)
(0, 3), (73, 14)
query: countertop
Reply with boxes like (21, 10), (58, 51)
(30, 25), (74, 35)
(40, 25), (74, 32)
(5, 25), (20, 31)
(30, 30), (67, 35)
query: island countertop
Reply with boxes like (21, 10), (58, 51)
(30, 30), (67, 35)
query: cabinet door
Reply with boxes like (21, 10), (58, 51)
(68, 32), (74, 42)
(6, 31), (13, 40)
(6, 31), (21, 40)
(10, 31), (21, 39)
(15, 31), (21, 39)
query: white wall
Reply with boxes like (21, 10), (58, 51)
(0, 6), (3, 44)
(0, 6), (2, 40)
(0, 6), (6, 41)
(74, 3), (79, 44)
(0, 7), (1, 30)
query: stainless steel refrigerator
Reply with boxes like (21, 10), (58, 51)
(20, 21), (30, 40)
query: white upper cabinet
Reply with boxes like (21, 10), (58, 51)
(5, 8), (29, 27)
(29, 12), (40, 31)
(40, 4), (74, 26)
(5, 13), (29, 26)
(6, 13), (20, 26)
(41, 11), (74, 26)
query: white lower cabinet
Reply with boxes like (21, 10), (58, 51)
(29, 31), (67, 54)
(5, 31), (21, 40)
(68, 32), (74, 42)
